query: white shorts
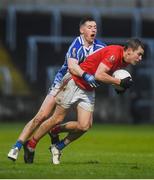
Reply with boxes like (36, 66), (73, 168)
(48, 72), (71, 97)
(56, 79), (95, 112)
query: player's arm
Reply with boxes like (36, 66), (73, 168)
(68, 58), (84, 77)
(95, 62), (121, 86)
(68, 58), (99, 88)
(95, 63), (133, 89)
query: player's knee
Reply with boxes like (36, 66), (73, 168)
(77, 123), (91, 132)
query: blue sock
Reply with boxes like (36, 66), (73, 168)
(56, 140), (66, 150)
(14, 140), (23, 150)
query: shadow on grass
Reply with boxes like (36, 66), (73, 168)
(63, 160), (140, 169)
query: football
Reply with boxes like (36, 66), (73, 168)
(112, 69), (132, 91)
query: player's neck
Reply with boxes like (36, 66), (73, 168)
(81, 35), (93, 48)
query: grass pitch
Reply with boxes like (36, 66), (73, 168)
(1, 122), (154, 178)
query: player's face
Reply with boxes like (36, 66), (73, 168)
(80, 21), (97, 44)
(126, 46), (144, 65)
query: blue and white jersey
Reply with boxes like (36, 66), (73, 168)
(52, 36), (106, 85)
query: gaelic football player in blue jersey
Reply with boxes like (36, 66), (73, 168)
(8, 16), (106, 163)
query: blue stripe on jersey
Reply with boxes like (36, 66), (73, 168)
(52, 36), (106, 85)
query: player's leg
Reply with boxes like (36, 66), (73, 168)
(8, 94), (56, 161)
(51, 105), (93, 164)
(49, 121), (79, 134)
(20, 95), (56, 141)
(49, 85), (94, 140)
(49, 106), (93, 145)
(23, 79), (76, 163)
(23, 104), (68, 163)
(48, 121), (78, 144)
(54, 105), (93, 147)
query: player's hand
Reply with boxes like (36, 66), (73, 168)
(120, 77), (133, 89)
(82, 72), (99, 88)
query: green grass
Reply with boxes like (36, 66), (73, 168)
(1, 122), (154, 178)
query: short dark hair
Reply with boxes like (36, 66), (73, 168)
(79, 16), (95, 27)
(124, 38), (144, 51)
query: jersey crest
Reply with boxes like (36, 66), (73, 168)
(108, 55), (115, 62)
(72, 48), (76, 58)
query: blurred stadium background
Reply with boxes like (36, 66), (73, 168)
(0, 0), (154, 124)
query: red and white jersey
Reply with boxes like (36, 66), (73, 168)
(72, 45), (129, 91)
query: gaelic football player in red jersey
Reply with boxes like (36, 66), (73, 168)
(22, 38), (144, 164)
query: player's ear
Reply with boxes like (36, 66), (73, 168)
(127, 47), (133, 55)
(80, 28), (83, 34)
(80, 25), (84, 34)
